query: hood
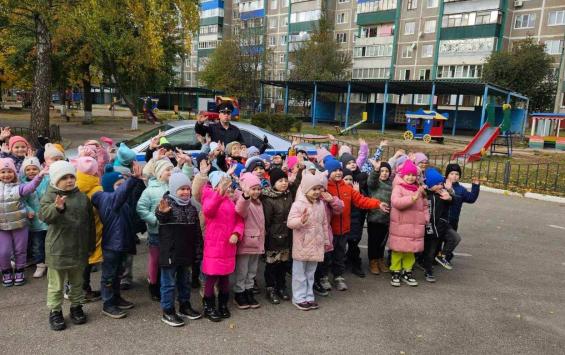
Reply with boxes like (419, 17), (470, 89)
(76, 171), (103, 195)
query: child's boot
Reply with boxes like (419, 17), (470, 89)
(245, 289), (260, 309)
(162, 307), (185, 327)
(234, 292), (250, 309)
(49, 310), (66, 331)
(265, 287), (280, 304)
(14, 269), (25, 286)
(69, 305), (87, 325)
(148, 283), (160, 302)
(178, 301), (202, 320)
(2, 270), (13, 287)
(202, 296), (222, 322)
(377, 258), (389, 273)
(369, 260), (380, 275)
(218, 292), (231, 319)
(390, 272), (401, 287)
(277, 288), (290, 301)
(33, 263), (47, 278)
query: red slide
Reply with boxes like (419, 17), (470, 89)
(451, 123), (500, 162)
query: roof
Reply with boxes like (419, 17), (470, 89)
(149, 87), (223, 95)
(260, 79), (523, 97)
(406, 109), (448, 120)
(531, 112), (565, 119)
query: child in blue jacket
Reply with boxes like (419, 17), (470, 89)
(444, 164), (480, 232)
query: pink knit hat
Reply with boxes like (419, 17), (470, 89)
(300, 170), (325, 194)
(0, 158), (17, 175)
(78, 144), (98, 158)
(286, 156), (298, 171)
(398, 160), (418, 176)
(75, 156), (98, 176)
(338, 145), (352, 158)
(414, 152), (428, 165)
(239, 172), (261, 190)
(8, 136), (30, 151)
(316, 147), (331, 164)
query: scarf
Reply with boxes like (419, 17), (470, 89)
(400, 182), (419, 192)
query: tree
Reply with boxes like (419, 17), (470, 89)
(482, 37), (557, 113)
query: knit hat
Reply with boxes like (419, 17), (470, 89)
(53, 144), (65, 153)
(398, 160), (418, 176)
(209, 142), (219, 153)
(425, 167), (444, 188)
(338, 145), (352, 158)
(304, 161), (317, 172)
(246, 157), (265, 173)
(78, 144), (97, 158)
(300, 170), (325, 194)
(316, 147), (331, 164)
(269, 168), (287, 186)
(49, 161), (76, 188)
(8, 136), (30, 151)
(414, 152), (429, 165)
(0, 158), (17, 175)
(379, 162), (392, 175)
(246, 146), (260, 158)
(393, 155), (408, 172)
(44, 143), (65, 160)
(225, 141), (241, 156)
(297, 149), (308, 156)
(75, 156), (98, 176)
(101, 165), (124, 192)
(445, 163), (462, 177)
(169, 172), (191, 195)
(20, 157), (41, 175)
(209, 171), (228, 188)
(159, 137), (170, 146)
(324, 158), (342, 176)
(116, 143), (136, 166)
(342, 168), (354, 178)
(233, 162), (245, 178)
(240, 172), (261, 191)
(340, 153), (356, 167)
(154, 159), (174, 181)
(259, 153), (271, 164)
(286, 156), (298, 171)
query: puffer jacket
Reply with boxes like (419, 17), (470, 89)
(39, 186), (96, 269)
(155, 193), (201, 267)
(201, 185), (244, 276)
(234, 190), (265, 255)
(388, 176), (429, 253)
(91, 177), (142, 255)
(261, 187), (293, 252)
(136, 178), (168, 234)
(76, 171), (104, 265)
(367, 170), (392, 225)
(448, 182), (479, 225)
(0, 176), (42, 230)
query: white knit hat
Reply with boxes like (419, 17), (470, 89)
(49, 161), (76, 188)
(20, 157), (42, 175)
(44, 143), (65, 160)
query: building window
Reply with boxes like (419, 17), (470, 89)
(407, 0), (417, 10)
(404, 22), (416, 35)
(401, 46), (413, 58)
(548, 10), (565, 26)
(400, 69), (411, 80)
(424, 20), (436, 33)
(437, 65), (483, 79)
(280, 35), (287, 45)
(360, 24), (394, 38)
(352, 67), (390, 79)
(514, 14), (536, 29)
(279, 54), (285, 64)
(269, 17), (278, 28)
(545, 40), (564, 55)
(357, 0), (397, 15)
(336, 32), (347, 43)
(269, 36), (276, 46)
(336, 12), (346, 24)
(282, 16), (288, 26)
(338, 0), (349, 3)
(270, 0), (277, 10)
(353, 44), (393, 58)
(418, 69), (431, 80)
(427, 0), (438, 8)
(421, 44), (433, 58)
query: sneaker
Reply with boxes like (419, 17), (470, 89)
(401, 271), (418, 287)
(293, 301), (311, 311)
(334, 276), (348, 291)
(120, 281), (132, 290)
(425, 271), (436, 283)
(308, 301), (319, 310)
(313, 282), (329, 297)
(49, 310), (66, 331)
(390, 272), (401, 287)
(33, 263), (47, 278)
(277, 288), (290, 301)
(351, 265), (366, 278)
(178, 302), (202, 320)
(13, 269), (25, 286)
(233, 292), (250, 310)
(84, 290), (102, 303)
(2, 271), (13, 287)
(435, 254), (453, 270)
(245, 289), (260, 309)
(102, 304), (127, 319)
(114, 296), (135, 310)
(162, 310), (185, 327)
(319, 277), (332, 291)
(265, 287), (280, 305)
(369, 260), (380, 275)
(69, 305), (87, 325)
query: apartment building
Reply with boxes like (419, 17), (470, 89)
(180, 0), (565, 112)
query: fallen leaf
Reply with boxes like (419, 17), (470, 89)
(229, 322), (236, 329)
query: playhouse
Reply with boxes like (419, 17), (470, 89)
(528, 113), (565, 151)
(403, 109), (448, 143)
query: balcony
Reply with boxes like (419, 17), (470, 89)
(200, 16), (224, 26)
(357, 10), (396, 26)
(440, 23), (501, 40)
(356, 0), (397, 15)
(289, 20), (318, 33)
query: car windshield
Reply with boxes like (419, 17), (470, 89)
(123, 124), (173, 147)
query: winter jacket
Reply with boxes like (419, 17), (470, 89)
(261, 187), (293, 252)
(287, 194), (330, 262)
(21, 175), (49, 232)
(367, 171), (392, 225)
(0, 176), (42, 231)
(195, 121), (245, 145)
(76, 172), (104, 265)
(91, 177), (142, 255)
(39, 186), (96, 270)
(326, 179), (380, 236)
(448, 182), (480, 225)
(360, 147), (383, 174)
(136, 178), (168, 234)
(155, 193), (201, 267)
(426, 189), (453, 239)
(201, 185), (244, 276)
(234, 190), (265, 255)
(388, 177), (429, 253)
(348, 169), (369, 240)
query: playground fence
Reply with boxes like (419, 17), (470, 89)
(9, 125), (62, 147)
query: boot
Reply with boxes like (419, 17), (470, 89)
(33, 263), (47, 278)
(69, 305), (87, 325)
(202, 296), (222, 322)
(369, 259), (380, 275)
(49, 310), (66, 331)
(148, 283), (160, 302)
(377, 258), (389, 273)
(265, 287), (280, 304)
(233, 292), (250, 309)
(217, 292), (231, 319)
(245, 289), (260, 309)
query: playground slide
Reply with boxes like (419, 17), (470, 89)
(451, 123), (500, 162)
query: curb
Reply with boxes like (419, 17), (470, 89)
(460, 183), (565, 204)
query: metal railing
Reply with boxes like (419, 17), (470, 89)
(8, 125), (62, 147)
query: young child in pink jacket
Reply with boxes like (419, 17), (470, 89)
(200, 170), (244, 322)
(233, 173), (265, 310)
(287, 170), (334, 311)
(389, 160), (428, 288)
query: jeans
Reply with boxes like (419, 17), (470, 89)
(147, 232), (159, 247)
(292, 260), (317, 304)
(160, 265), (191, 310)
(390, 251), (415, 272)
(120, 254), (134, 285)
(234, 254), (259, 293)
(264, 262), (286, 290)
(0, 228), (28, 271)
(30, 230), (47, 264)
(101, 249), (127, 306)
(47, 266), (84, 311)
(367, 222), (388, 260)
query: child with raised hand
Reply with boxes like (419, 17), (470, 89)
(389, 160), (428, 287)
(39, 161), (96, 331)
(0, 135), (32, 172)
(155, 172), (202, 327)
(0, 158), (47, 287)
(444, 163), (480, 232)
(233, 173), (265, 310)
(199, 169), (244, 322)
(287, 170), (331, 311)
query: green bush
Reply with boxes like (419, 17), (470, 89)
(250, 112), (270, 129)
(250, 113), (302, 133)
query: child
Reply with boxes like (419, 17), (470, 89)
(199, 169), (244, 322)
(246, 157), (270, 188)
(388, 160), (428, 287)
(39, 161), (96, 331)
(445, 163), (480, 232)
(1, 135), (31, 172)
(233, 173), (265, 310)
(113, 143), (137, 175)
(0, 158), (46, 286)
(287, 171), (331, 311)
(155, 172), (202, 327)
(137, 158), (174, 301)
(261, 168), (293, 304)
(78, 139), (111, 178)
(366, 161), (393, 275)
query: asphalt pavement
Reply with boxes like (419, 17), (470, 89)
(1, 191), (564, 355)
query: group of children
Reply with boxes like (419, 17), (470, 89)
(0, 127), (480, 330)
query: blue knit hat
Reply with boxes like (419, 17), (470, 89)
(425, 167), (444, 188)
(101, 164), (124, 192)
(325, 158), (342, 175)
(209, 171), (228, 188)
(116, 143), (136, 166)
